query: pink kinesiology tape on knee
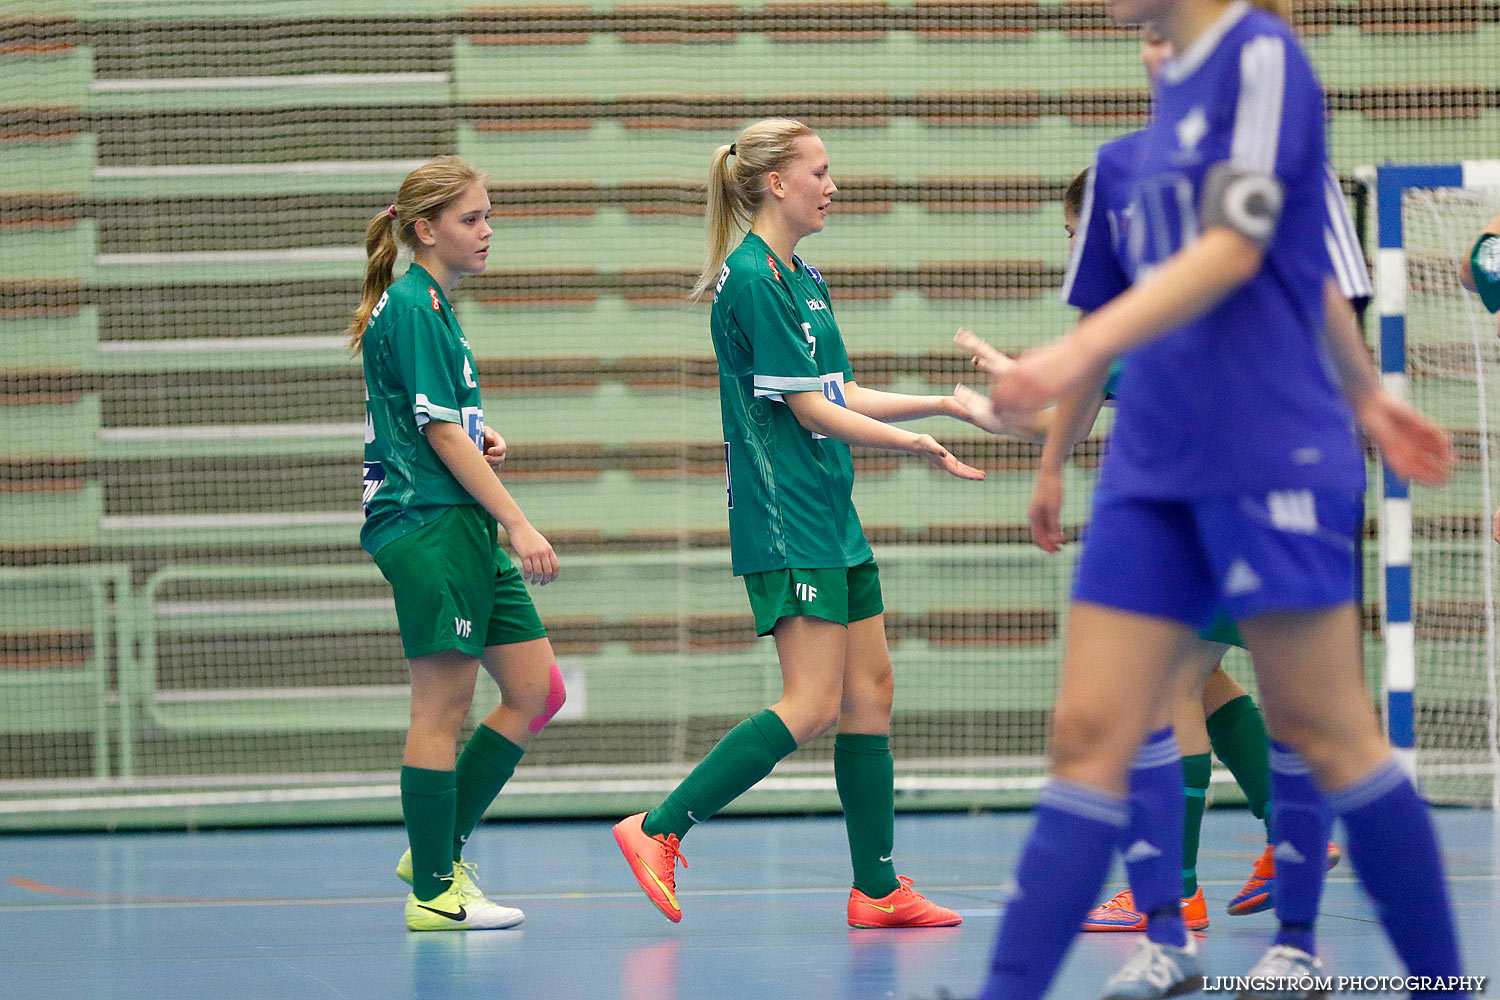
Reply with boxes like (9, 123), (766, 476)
(529, 662), (566, 733)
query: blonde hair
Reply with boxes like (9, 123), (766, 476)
(1247, 0), (1293, 22)
(690, 117), (818, 301)
(347, 154), (489, 352)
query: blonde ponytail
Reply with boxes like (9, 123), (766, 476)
(694, 144), (738, 302)
(348, 210), (399, 351)
(347, 154), (489, 352)
(690, 118), (817, 301)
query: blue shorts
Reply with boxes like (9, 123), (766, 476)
(1073, 490), (1360, 628)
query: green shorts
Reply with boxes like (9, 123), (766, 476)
(1198, 610), (1245, 649)
(372, 505), (547, 659)
(742, 560), (883, 637)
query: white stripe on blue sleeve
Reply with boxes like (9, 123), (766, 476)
(1321, 166), (1373, 301)
(1324, 228), (1357, 300)
(1230, 35), (1286, 175)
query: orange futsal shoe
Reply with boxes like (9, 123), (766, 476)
(613, 812), (688, 923)
(1080, 888), (1210, 932)
(1227, 841), (1342, 916)
(1083, 889), (1147, 931)
(848, 875), (962, 928)
(1179, 887), (1209, 931)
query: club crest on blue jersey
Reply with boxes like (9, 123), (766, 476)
(802, 262), (822, 284)
(1173, 107), (1208, 164)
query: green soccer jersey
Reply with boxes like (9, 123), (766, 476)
(360, 264), (485, 556)
(1472, 232), (1500, 313)
(711, 233), (873, 576)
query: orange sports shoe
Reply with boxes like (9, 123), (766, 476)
(1080, 888), (1210, 932)
(1179, 887), (1209, 931)
(613, 812), (688, 923)
(848, 875), (962, 928)
(1227, 841), (1342, 916)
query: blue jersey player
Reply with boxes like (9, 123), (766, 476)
(973, 2), (1465, 999)
(1055, 156), (1446, 993)
(1052, 150), (1365, 937)
(961, 19), (1423, 965)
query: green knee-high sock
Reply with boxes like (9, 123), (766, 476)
(643, 709), (797, 841)
(1181, 753), (1212, 898)
(834, 733), (900, 898)
(401, 765), (457, 901)
(1206, 694), (1273, 842)
(452, 724), (525, 863)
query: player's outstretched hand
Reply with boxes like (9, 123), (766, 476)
(988, 336), (1086, 426)
(1028, 468), (1067, 553)
(910, 434), (985, 481)
(1356, 390), (1454, 488)
(482, 425), (507, 469)
(509, 523), (560, 586)
(953, 383), (1041, 439)
(954, 328), (1015, 377)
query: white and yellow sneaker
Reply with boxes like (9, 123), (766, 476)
(399, 854), (524, 931)
(404, 880), (524, 931)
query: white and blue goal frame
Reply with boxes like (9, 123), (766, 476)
(1370, 160), (1500, 777)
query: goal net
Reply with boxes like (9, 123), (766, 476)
(1379, 163), (1500, 807)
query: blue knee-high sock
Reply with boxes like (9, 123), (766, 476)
(1124, 727), (1186, 947)
(1268, 741), (1332, 955)
(1325, 759), (1466, 998)
(979, 779), (1128, 1000)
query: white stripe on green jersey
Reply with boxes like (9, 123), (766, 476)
(360, 264), (485, 557)
(710, 233), (872, 576)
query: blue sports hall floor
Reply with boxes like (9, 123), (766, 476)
(1, 809), (1495, 999)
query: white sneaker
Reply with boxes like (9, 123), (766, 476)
(404, 880), (524, 931)
(1234, 945), (1328, 1000)
(1101, 937), (1205, 1000)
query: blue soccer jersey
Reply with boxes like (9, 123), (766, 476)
(1061, 129), (1144, 317)
(1065, 140), (1373, 406)
(1067, 1), (1363, 499)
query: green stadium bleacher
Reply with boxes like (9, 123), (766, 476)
(2, 308), (98, 371)
(0, 42), (88, 110)
(0, 565), (129, 779)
